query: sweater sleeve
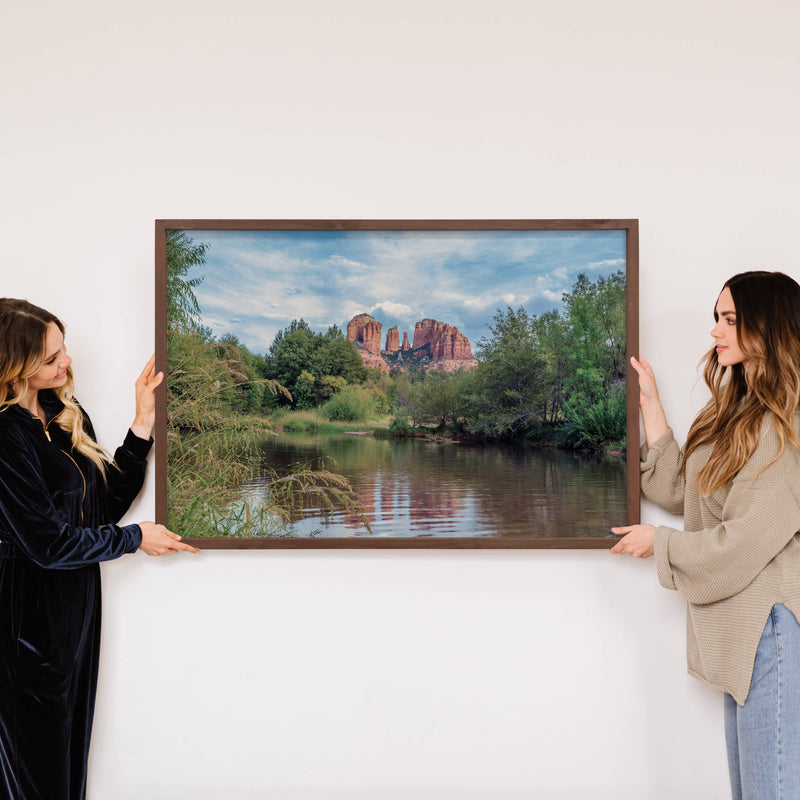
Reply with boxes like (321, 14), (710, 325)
(653, 446), (800, 605)
(0, 434), (142, 569)
(640, 428), (685, 515)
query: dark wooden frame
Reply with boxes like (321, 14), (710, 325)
(155, 219), (640, 549)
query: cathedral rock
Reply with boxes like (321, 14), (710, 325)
(346, 313), (388, 372)
(347, 313), (382, 354)
(346, 313), (478, 373)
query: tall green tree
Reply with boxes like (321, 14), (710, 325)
(266, 319), (317, 400)
(561, 270), (626, 405)
(531, 309), (569, 424)
(309, 325), (368, 385)
(265, 320), (367, 407)
(165, 230), (207, 330)
(472, 306), (549, 435)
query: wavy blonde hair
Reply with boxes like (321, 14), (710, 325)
(682, 271), (800, 494)
(0, 298), (111, 476)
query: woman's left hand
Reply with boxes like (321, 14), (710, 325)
(610, 524), (656, 558)
(130, 354), (163, 440)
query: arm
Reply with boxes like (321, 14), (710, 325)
(103, 354), (161, 522)
(130, 354), (161, 441)
(0, 436), (142, 568)
(119, 356), (198, 556)
(654, 452), (800, 604)
(0, 428), (196, 566)
(631, 356), (668, 446)
(104, 429), (152, 523)
(631, 356), (685, 514)
(640, 428), (685, 515)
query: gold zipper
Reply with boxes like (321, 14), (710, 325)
(43, 408), (63, 440)
(35, 408), (62, 442)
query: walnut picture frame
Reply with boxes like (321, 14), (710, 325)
(156, 219), (640, 549)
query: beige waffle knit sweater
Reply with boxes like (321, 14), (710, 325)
(643, 415), (800, 704)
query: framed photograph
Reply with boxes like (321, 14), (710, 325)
(155, 220), (639, 549)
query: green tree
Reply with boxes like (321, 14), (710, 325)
(266, 319), (317, 403)
(531, 309), (569, 424)
(472, 306), (549, 436)
(309, 326), (368, 384)
(265, 320), (367, 407)
(561, 271), (626, 405)
(166, 230), (207, 330)
(397, 369), (474, 429)
(294, 370), (316, 409)
(459, 271), (626, 448)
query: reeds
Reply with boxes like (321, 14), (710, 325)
(167, 420), (372, 537)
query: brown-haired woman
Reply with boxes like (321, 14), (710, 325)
(0, 299), (197, 800)
(612, 271), (800, 799)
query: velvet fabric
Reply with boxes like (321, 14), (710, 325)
(0, 390), (149, 800)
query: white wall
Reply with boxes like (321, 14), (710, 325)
(3, 1), (798, 797)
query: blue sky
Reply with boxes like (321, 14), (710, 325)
(180, 228), (627, 356)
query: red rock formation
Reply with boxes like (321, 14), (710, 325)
(412, 318), (473, 361)
(346, 314), (476, 374)
(347, 313), (382, 355)
(385, 325), (400, 353)
(411, 318), (443, 351)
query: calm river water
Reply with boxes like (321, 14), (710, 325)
(238, 431), (626, 539)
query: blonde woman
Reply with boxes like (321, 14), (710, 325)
(612, 271), (800, 799)
(0, 299), (197, 800)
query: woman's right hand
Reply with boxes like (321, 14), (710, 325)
(631, 355), (669, 446)
(630, 355), (660, 407)
(138, 522), (199, 556)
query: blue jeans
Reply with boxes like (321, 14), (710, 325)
(725, 604), (800, 800)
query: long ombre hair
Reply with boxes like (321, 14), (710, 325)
(683, 271), (800, 494)
(0, 298), (111, 476)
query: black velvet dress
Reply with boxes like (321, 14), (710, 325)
(0, 390), (149, 800)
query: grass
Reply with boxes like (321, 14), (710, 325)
(268, 408), (391, 433)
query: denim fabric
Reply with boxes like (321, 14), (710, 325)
(725, 604), (800, 800)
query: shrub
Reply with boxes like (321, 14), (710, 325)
(321, 386), (377, 422)
(389, 415), (413, 435)
(562, 391), (626, 452)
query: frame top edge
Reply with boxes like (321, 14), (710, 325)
(155, 218), (639, 231)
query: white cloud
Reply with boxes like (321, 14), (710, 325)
(370, 301), (416, 318)
(328, 255), (370, 270)
(586, 258), (625, 270)
(543, 289), (566, 302)
(464, 292), (530, 310)
(341, 300), (373, 322)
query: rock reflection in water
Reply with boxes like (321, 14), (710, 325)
(241, 431), (626, 538)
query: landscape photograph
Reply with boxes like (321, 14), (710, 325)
(162, 223), (633, 544)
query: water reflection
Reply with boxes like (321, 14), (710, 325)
(241, 431), (626, 539)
